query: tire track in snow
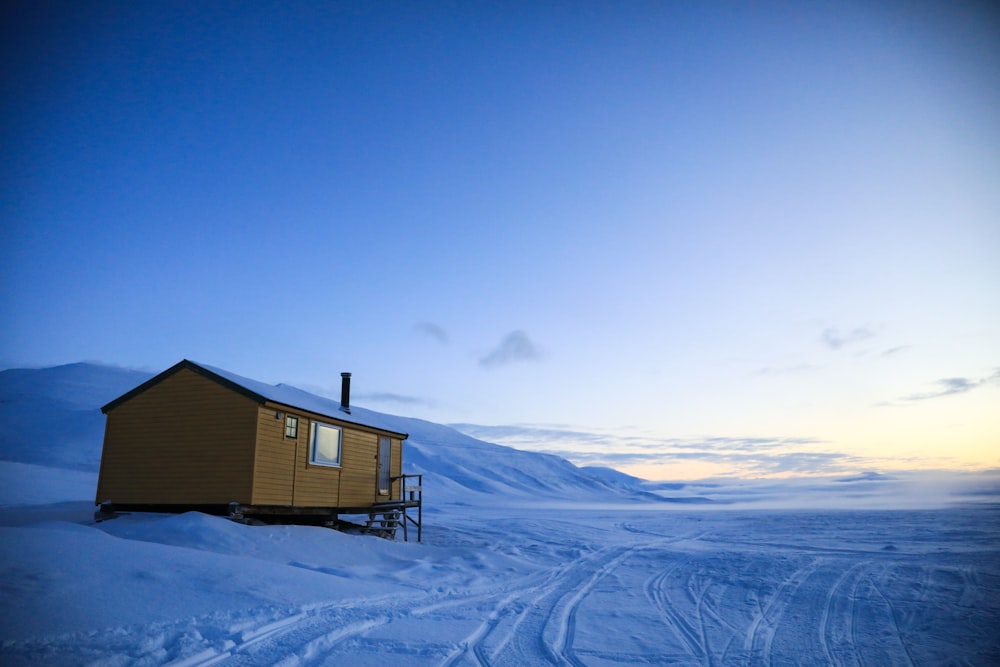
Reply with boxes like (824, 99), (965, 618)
(118, 528), (715, 667)
(436, 586), (538, 667)
(169, 599), (397, 667)
(438, 546), (630, 666)
(173, 583), (519, 667)
(643, 558), (707, 664)
(691, 575), (716, 667)
(160, 562), (552, 667)
(742, 558), (822, 665)
(818, 561), (868, 667)
(269, 616), (390, 667)
(548, 546), (636, 667)
(868, 572), (916, 667)
(958, 564), (981, 607)
(440, 531), (710, 667)
(547, 532), (711, 666)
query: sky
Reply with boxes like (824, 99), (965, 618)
(2, 1), (998, 480)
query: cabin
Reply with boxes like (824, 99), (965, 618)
(95, 360), (422, 540)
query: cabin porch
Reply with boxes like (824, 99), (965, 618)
(225, 473), (423, 541)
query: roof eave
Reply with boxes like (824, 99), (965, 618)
(100, 359), (268, 414)
(262, 400), (409, 440)
(101, 360), (409, 440)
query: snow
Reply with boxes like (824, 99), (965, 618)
(1, 363), (999, 665)
(0, 462), (97, 506)
(189, 361), (411, 437)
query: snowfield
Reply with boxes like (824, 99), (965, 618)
(1, 364), (999, 665)
(3, 501), (999, 666)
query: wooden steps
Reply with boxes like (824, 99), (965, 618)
(361, 509), (401, 539)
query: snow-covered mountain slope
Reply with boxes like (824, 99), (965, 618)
(0, 363), (151, 471)
(347, 408), (669, 504)
(0, 362), (661, 505)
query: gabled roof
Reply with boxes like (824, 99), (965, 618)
(101, 359), (408, 439)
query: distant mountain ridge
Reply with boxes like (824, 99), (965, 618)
(0, 363), (153, 471)
(0, 362), (663, 504)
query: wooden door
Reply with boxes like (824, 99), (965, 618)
(377, 436), (391, 496)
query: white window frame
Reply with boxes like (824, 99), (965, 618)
(309, 421), (342, 467)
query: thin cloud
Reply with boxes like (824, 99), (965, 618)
(821, 326), (874, 350)
(479, 330), (544, 368)
(902, 369), (1000, 402)
(414, 321), (449, 345)
(550, 442), (858, 477)
(354, 391), (435, 408)
(450, 423), (846, 477)
(452, 423), (610, 444)
(751, 364), (818, 378)
(297, 383), (435, 409)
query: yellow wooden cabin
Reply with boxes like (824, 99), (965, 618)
(96, 360), (420, 538)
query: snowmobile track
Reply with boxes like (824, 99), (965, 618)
(818, 561), (867, 667)
(643, 559), (706, 663)
(742, 558), (822, 666)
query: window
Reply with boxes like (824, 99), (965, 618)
(309, 421), (342, 467)
(284, 415), (298, 439)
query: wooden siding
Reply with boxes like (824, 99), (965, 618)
(95, 367), (257, 505)
(290, 417), (353, 507)
(96, 368), (405, 511)
(338, 427), (378, 507)
(250, 407), (297, 505)
(258, 402), (403, 509)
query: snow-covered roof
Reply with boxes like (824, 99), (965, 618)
(101, 359), (408, 438)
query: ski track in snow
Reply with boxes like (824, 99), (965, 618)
(818, 561), (867, 667)
(741, 557), (820, 664)
(3, 508), (1000, 667)
(867, 573), (916, 667)
(545, 545), (636, 667)
(440, 543), (641, 667)
(644, 556), (706, 663)
(171, 604), (393, 667)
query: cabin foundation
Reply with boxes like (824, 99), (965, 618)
(97, 474), (423, 542)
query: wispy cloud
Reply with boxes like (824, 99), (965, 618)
(414, 321), (449, 345)
(479, 330), (545, 368)
(354, 391), (434, 407)
(293, 382), (435, 409)
(751, 364), (818, 378)
(879, 345), (911, 359)
(450, 423), (852, 477)
(452, 423), (611, 448)
(821, 326), (874, 350)
(902, 369), (1000, 402)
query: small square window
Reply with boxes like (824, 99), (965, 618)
(284, 415), (298, 439)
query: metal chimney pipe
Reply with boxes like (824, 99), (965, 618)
(340, 372), (351, 413)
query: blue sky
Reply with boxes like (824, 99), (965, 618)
(2, 1), (998, 479)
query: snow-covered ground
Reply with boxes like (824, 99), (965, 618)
(3, 498), (998, 666)
(2, 364), (999, 665)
